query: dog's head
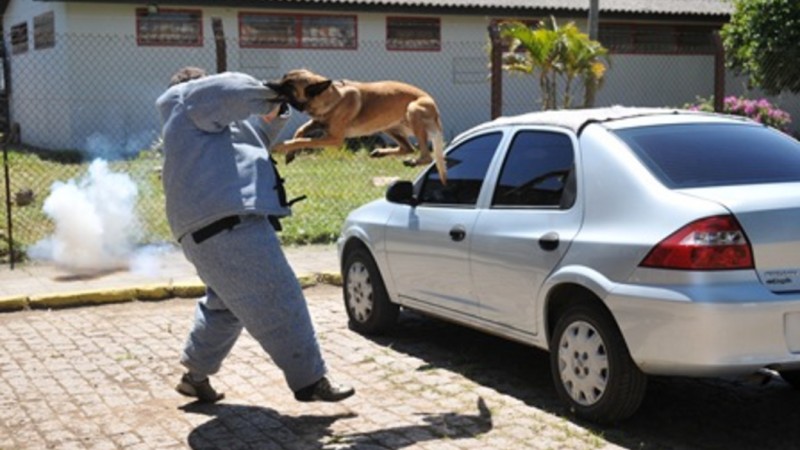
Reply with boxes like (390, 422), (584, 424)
(265, 69), (333, 113)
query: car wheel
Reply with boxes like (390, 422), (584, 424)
(778, 369), (800, 389)
(549, 299), (647, 424)
(342, 247), (399, 335)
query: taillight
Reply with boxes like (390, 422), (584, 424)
(640, 215), (754, 270)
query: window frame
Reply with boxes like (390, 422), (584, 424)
(491, 129), (576, 210)
(386, 16), (441, 52)
(135, 8), (203, 48)
(417, 131), (504, 207)
(238, 12), (358, 50)
(33, 11), (55, 50)
(614, 123), (800, 189)
(599, 22), (718, 55)
(11, 22), (29, 55)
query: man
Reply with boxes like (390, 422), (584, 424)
(156, 67), (354, 403)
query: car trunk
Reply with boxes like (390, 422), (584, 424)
(681, 183), (800, 293)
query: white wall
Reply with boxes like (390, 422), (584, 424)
(4, 0), (71, 150)
(3, 2), (798, 154)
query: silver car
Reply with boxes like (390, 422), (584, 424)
(337, 107), (800, 423)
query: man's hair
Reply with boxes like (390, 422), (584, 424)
(169, 66), (207, 87)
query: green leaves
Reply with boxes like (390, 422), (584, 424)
(497, 17), (609, 109)
(721, 0), (800, 94)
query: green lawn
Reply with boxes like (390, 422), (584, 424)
(1, 147), (422, 262)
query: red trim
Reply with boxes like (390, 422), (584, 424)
(600, 22), (718, 55)
(238, 11), (358, 50)
(135, 8), (203, 48)
(386, 16), (441, 52)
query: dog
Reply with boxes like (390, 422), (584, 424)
(266, 69), (447, 183)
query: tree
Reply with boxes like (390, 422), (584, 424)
(556, 22), (609, 108)
(721, 0), (800, 94)
(499, 18), (608, 110)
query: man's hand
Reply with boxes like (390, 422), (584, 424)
(261, 103), (281, 124)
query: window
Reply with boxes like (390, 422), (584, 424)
(599, 23), (717, 54)
(239, 13), (356, 49)
(34, 11), (55, 50)
(136, 8), (202, 47)
(11, 22), (28, 55)
(386, 17), (440, 51)
(492, 131), (575, 208)
(419, 132), (503, 206)
(615, 124), (800, 189)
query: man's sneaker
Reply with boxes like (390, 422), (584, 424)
(294, 376), (355, 402)
(176, 373), (225, 403)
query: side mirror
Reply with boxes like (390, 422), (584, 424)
(386, 180), (417, 206)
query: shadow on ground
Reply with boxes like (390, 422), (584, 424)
(182, 396), (492, 449)
(368, 311), (800, 450)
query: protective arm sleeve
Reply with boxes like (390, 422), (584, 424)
(184, 72), (278, 133)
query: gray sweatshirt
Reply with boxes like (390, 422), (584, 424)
(156, 72), (291, 241)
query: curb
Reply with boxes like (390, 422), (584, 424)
(0, 271), (342, 313)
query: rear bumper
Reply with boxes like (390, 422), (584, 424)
(606, 284), (800, 377)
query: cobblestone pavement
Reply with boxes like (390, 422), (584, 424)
(2, 284), (800, 450)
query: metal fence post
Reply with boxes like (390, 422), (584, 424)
(3, 142), (13, 270)
(488, 22), (503, 120)
(212, 18), (227, 74)
(713, 31), (725, 113)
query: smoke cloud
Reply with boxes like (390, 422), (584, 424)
(29, 159), (161, 275)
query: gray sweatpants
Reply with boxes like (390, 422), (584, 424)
(179, 214), (327, 391)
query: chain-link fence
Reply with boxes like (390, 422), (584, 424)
(2, 32), (799, 266)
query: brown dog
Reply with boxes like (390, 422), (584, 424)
(266, 69), (447, 183)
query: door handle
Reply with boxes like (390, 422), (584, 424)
(539, 232), (559, 251)
(449, 226), (466, 242)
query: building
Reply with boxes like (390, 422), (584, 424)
(4, 0), (792, 155)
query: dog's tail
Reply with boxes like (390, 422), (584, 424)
(429, 127), (447, 185)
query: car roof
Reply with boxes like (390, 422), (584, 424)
(464, 106), (753, 137)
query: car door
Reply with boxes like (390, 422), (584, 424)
(384, 131), (504, 318)
(471, 128), (582, 339)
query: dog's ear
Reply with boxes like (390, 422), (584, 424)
(305, 79), (333, 99)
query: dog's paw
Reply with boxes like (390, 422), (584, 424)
(285, 151), (297, 165)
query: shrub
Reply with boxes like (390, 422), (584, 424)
(684, 96), (792, 132)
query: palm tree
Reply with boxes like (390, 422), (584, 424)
(499, 18), (609, 110)
(499, 19), (560, 109)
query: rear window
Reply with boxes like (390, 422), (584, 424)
(614, 123), (800, 188)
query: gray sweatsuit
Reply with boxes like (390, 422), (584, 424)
(156, 72), (326, 391)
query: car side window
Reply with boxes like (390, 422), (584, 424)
(418, 132), (503, 206)
(492, 130), (575, 208)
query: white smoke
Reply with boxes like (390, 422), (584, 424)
(29, 159), (159, 275)
(85, 131), (157, 160)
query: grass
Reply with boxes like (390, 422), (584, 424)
(279, 147), (422, 244)
(1, 146), (422, 262)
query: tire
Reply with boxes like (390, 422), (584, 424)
(778, 369), (800, 389)
(342, 247), (399, 335)
(549, 298), (647, 424)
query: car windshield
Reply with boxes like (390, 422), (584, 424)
(614, 123), (800, 189)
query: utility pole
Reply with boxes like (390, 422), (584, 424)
(588, 0), (599, 40)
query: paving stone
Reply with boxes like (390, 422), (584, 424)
(3, 246), (800, 449)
